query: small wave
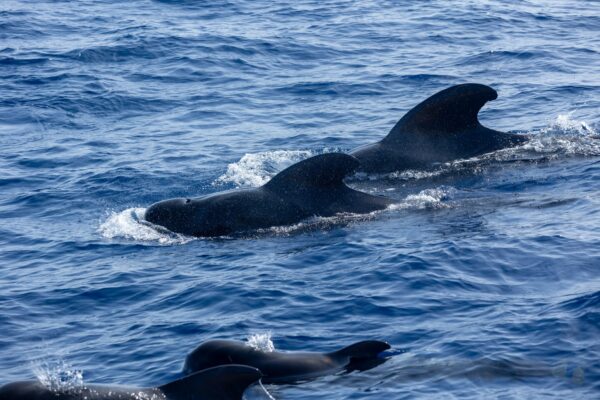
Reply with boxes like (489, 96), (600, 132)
(32, 359), (83, 392)
(214, 150), (314, 187)
(471, 114), (599, 164)
(520, 114), (599, 156)
(353, 169), (447, 182)
(98, 208), (193, 245)
(253, 212), (378, 238)
(393, 188), (454, 210)
(246, 332), (276, 352)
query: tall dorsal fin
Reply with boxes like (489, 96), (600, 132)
(265, 153), (359, 194)
(159, 365), (262, 400)
(331, 340), (391, 359)
(383, 83), (499, 143)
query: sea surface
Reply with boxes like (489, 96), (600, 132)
(1, 1), (599, 399)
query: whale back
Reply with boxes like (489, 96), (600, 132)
(183, 339), (391, 384)
(264, 153), (359, 195)
(0, 381), (158, 400)
(0, 365), (261, 400)
(160, 365), (262, 400)
(262, 153), (391, 214)
(329, 340), (391, 372)
(330, 340), (391, 360)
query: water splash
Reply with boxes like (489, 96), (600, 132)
(32, 359), (83, 392)
(214, 150), (314, 188)
(246, 332), (276, 352)
(394, 187), (455, 210)
(521, 113), (599, 156)
(98, 207), (193, 245)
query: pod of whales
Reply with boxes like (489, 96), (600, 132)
(350, 83), (527, 173)
(144, 83), (525, 237)
(145, 153), (392, 237)
(0, 365), (261, 400)
(0, 85), (533, 398)
(183, 339), (391, 384)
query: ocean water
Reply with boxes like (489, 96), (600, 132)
(1, 0), (599, 398)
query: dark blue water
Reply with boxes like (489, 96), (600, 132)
(1, 1), (599, 398)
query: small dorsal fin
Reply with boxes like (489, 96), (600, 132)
(159, 365), (262, 400)
(331, 340), (391, 359)
(383, 83), (499, 143)
(265, 153), (359, 194)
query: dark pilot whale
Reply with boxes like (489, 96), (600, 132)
(350, 83), (528, 173)
(145, 153), (393, 237)
(0, 365), (261, 400)
(183, 339), (391, 384)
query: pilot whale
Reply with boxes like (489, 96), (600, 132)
(350, 83), (527, 173)
(0, 365), (261, 400)
(183, 339), (391, 384)
(145, 153), (393, 237)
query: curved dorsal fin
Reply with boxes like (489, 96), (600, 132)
(265, 153), (359, 194)
(159, 365), (262, 400)
(383, 83), (498, 143)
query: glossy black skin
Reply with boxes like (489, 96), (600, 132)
(183, 339), (391, 384)
(145, 153), (393, 237)
(0, 381), (165, 400)
(350, 83), (528, 173)
(0, 365), (262, 400)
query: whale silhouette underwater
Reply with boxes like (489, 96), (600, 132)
(183, 339), (391, 384)
(144, 83), (527, 237)
(0, 365), (262, 400)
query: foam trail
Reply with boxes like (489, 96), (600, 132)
(98, 207), (193, 245)
(393, 187), (454, 210)
(521, 113), (599, 156)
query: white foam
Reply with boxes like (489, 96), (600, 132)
(392, 187), (454, 210)
(353, 169), (446, 182)
(246, 332), (276, 352)
(215, 150), (314, 188)
(521, 113), (599, 156)
(32, 359), (83, 392)
(98, 207), (193, 245)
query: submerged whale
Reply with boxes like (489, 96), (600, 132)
(183, 339), (391, 384)
(350, 83), (527, 173)
(0, 365), (261, 400)
(145, 153), (392, 237)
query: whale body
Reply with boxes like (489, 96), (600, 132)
(145, 153), (393, 237)
(0, 365), (261, 400)
(183, 340), (391, 384)
(350, 83), (527, 173)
